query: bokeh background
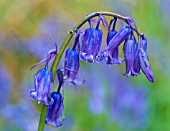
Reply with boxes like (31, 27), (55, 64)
(0, 0), (170, 131)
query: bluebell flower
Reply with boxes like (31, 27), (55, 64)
(30, 65), (54, 105)
(133, 34), (148, 75)
(64, 31), (85, 86)
(138, 48), (154, 82)
(45, 92), (64, 127)
(101, 18), (124, 64)
(123, 34), (138, 76)
(80, 17), (103, 63)
(101, 25), (131, 64)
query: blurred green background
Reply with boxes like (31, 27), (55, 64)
(0, 0), (170, 131)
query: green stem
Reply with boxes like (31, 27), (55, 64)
(38, 104), (47, 131)
(37, 11), (140, 131)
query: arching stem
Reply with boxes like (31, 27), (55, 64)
(37, 11), (141, 131)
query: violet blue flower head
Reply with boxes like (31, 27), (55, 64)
(31, 43), (58, 69)
(64, 32), (85, 86)
(103, 17), (124, 64)
(101, 25), (131, 64)
(80, 17), (103, 63)
(138, 48), (154, 82)
(45, 92), (64, 128)
(123, 34), (139, 76)
(30, 65), (54, 105)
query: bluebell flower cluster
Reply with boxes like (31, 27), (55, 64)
(30, 12), (154, 128)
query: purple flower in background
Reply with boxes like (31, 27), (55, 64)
(0, 63), (12, 105)
(30, 65), (54, 105)
(80, 17), (103, 63)
(139, 48), (154, 82)
(45, 92), (64, 128)
(123, 34), (138, 76)
(110, 74), (150, 130)
(101, 25), (131, 64)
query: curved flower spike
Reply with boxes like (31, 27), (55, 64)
(101, 25), (131, 64)
(45, 92), (64, 128)
(139, 48), (154, 82)
(123, 35), (139, 76)
(31, 43), (58, 69)
(80, 20), (103, 63)
(30, 66), (54, 105)
(64, 37), (85, 86)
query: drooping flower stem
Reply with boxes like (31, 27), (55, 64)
(37, 11), (141, 131)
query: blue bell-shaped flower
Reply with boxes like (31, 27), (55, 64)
(80, 17), (103, 63)
(102, 25), (131, 65)
(64, 31), (85, 86)
(30, 65), (54, 105)
(45, 91), (64, 127)
(123, 34), (138, 76)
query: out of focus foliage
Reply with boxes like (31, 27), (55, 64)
(0, 0), (170, 131)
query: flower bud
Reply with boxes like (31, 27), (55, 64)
(139, 48), (154, 82)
